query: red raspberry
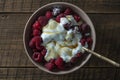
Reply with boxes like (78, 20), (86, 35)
(63, 23), (71, 30)
(70, 57), (78, 64)
(79, 23), (90, 34)
(35, 37), (43, 50)
(41, 48), (47, 56)
(80, 38), (86, 46)
(29, 36), (43, 49)
(77, 53), (82, 58)
(65, 62), (72, 68)
(64, 8), (72, 15)
(32, 52), (43, 62)
(55, 57), (64, 66)
(36, 44), (44, 51)
(56, 13), (65, 22)
(74, 14), (80, 22)
(49, 59), (55, 63)
(45, 62), (55, 70)
(29, 36), (38, 48)
(86, 37), (93, 48)
(57, 65), (64, 70)
(33, 49), (38, 52)
(33, 29), (40, 36)
(45, 11), (53, 19)
(32, 21), (41, 30)
(38, 16), (48, 27)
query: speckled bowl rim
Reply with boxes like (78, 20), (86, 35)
(23, 2), (96, 75)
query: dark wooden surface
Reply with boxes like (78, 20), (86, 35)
(0, 0), (120, 80)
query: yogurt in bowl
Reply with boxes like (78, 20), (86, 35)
(23, 2), (96, 74)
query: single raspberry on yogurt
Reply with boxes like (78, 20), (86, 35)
(63, 23), (71, 30)
(56, 13), (65, 22)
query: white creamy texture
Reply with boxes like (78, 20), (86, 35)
(41, 15), (87, 62)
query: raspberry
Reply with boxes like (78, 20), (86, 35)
(74, 14), (80, 22)
(45, 11), (53, 19)
(55, 57), (64, 66)
(29, 36), (38, 48)
(45, 62), (55, 70)
(79, 23), (90, 34)
(65, 62), (72, 68)
(29, 36), (43, 50)
(38, 16), (48, 27)
(56, 13), (65, 22)
(33, 49), (38, 52)
(80, 38), (86, 46)
(57, 65), (64, 70)
(33, 29), (40, 36)
(63, 23), (71, 30)
(41, 48), (47, 56)
(36, 44), (44, 51)
(49, 59), (55, 63)
(86, 37), (93, 48)
(64, 8), (72, 15)
(32, 21), (41, 30)
(32, 52), (43, 62)
(70, 57), (78, 64)
(77, 53), (82, 58)
(35, 37), (43, 50)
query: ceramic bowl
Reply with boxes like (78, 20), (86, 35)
(23, 2), (96, 75)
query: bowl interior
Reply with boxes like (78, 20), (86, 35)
(23, 2), (96, 75)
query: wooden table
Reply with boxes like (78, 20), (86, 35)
(0, 0), (120, 80)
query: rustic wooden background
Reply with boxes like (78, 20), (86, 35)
(0, 0), (120, 80)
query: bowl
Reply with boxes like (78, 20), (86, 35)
(23, 2), (96, 75)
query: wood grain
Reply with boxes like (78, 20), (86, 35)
(0, 0), (119, 79)
(0, 14), (120, 67)
(0, 0), (120, 13)
(115, 68), (120, 80)
(0, 67), (117, 80)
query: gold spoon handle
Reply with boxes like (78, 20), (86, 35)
(82, 47), (120, 67)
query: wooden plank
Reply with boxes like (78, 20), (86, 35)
(12, 0), (23, 12)
(0, 67), (116, 80)
(0, 14), (120, 67)
(115, 68), (120, 80)
(3, 0), (14, 12)
(0, 0), (120, 13)
(0, 14), (34, 67)
(0, 0), (4, 11)
(85, 14), (120, 67)
(22, 0), (33, 11)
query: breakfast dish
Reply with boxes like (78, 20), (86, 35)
(29, 7), (93, 71)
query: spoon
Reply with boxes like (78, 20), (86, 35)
(82, 47), (120, 67)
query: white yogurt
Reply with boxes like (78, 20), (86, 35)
(41, 15), (87, 62)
